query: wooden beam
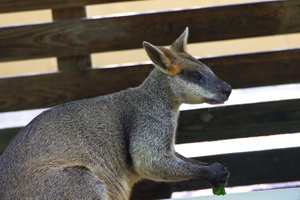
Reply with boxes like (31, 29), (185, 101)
(54, 55), (92, 71)
(0, 0), (146, 13)
(0, 1), (299, 62)
(177, 98), (300, 144)
(173, 147), (300, 191)
(52, 7), (92, 71)
(52, 7), (87, 20)
(0, 48), (299, 112)
(0, 65), (151, 112)
(204, 48), (300, 89)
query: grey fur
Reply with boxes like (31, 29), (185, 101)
(0, 28), (231, 200)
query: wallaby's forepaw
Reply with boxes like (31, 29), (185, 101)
(203, 162), (230, 187)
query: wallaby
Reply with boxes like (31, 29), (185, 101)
(0, 28), (231, 200)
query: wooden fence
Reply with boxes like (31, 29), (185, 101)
(0, 0), (300, 199)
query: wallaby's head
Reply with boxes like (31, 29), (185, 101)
(143, 27), (231, 105)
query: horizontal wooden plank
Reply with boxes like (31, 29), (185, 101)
(0, 65), (151, 112)
(177, 98), (300, 144)
(173, 147), (300, 191)
(0, 48), (300, 112)
(0, 0), (145, 13)
(0, 0), (299, 61)
(204, 48), (300, 89)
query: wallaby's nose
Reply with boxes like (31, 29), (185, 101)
(222, 86), (231, 98)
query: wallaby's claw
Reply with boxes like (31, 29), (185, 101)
(203, 162), (230, 187)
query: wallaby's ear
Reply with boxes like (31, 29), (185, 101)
(171, 27), (189, 52)
(143, 41), (174, 75)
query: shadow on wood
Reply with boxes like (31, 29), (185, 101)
(130, 179), (173, 200)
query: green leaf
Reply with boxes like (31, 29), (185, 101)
(212, 184), (226, 195)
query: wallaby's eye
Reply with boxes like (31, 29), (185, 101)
(191, 71), (203, 81)
(178, 69), (204, 84)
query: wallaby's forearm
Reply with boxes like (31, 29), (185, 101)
(174, 152), (228, 186)
(132, 149), (227, 186)
(132, 150), (205, 182)
(175, 152), (207, 166)
(130, 125), (207, 182)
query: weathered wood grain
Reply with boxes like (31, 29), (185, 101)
(52, 6), (87, 21)
(0, 65), (152, 112)
(173, 147), (300, 191)
(0, 0), (146, 13)
(204, 48), (300, 89)
(0, 0), (299, 61)
(177, 99), (300, 144)
(0, 48), (299, 112)
(52, 7), (92, 71)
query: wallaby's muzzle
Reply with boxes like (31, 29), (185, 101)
(205, 79), (231, 105)
(222, 84), (232, 99)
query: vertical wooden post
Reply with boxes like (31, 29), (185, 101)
(52, 7), (92, 71)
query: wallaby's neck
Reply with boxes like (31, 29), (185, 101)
(138, 69), (181, 113)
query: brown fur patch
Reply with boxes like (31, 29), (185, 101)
(168, 64), (181, 76)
